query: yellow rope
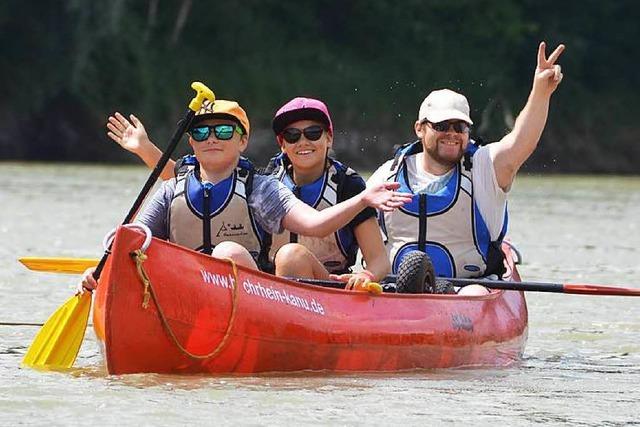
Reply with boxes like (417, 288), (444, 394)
(130, 249), (239, 360)
(133, 251), (151, 309)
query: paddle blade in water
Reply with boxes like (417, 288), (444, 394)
(18, 257), (99, 274)
(21, 292), (91, 370)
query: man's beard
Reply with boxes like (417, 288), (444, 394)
(425, 138), (464, 168)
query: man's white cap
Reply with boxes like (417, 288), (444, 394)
(418, 89), (473, 125)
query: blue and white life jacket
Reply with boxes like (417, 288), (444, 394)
(380, 141), (507, 278)
(267, 154), (359, 273)
(169, 155), (270, 266)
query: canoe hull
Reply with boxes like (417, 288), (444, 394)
(93, 227), (528, 375)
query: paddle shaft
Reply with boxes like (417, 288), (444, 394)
(447, 278), (640, 296)
(1, 321), (95, 327)
(290, 276), (640, 296)
(93, 109), (196, 279)
(452, 278), (565, 292)
(286, 277), (352, 289)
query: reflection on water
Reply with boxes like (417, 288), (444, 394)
(1, 163), (639, 425)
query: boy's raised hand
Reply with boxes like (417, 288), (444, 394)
(106, 112), (151, 155)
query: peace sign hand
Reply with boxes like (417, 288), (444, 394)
(533, 41), (565, 97)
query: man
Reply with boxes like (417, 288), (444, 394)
(368, 42), (564, 293)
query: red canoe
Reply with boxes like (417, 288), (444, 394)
(93, 226), (528, 375)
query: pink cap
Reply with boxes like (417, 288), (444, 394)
(272, 97), (333, 135)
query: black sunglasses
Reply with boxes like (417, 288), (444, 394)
(426, 120), (470, 134)
(281, 125), (325, 144)
(189, 124), (243, 142)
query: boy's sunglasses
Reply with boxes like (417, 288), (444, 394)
(189, 124), (243, 142)
(281, 125), (325, 144)
(426, 120), (470, 134)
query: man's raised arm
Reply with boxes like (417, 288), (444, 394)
(491, 41), (565, 191)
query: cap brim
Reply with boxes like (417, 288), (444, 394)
(424, 109), (473, 125)
(272, 108), (331, 135)
(192, 113), (247, 134)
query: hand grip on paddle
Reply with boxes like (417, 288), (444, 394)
(189, 82), (215, 112)
(353, 282), (383, 295)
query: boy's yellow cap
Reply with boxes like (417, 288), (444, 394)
(193, 99), (250, 136)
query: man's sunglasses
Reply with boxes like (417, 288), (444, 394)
(426, 120), (470, 134)
(189, 124), (243, 142)
(281, 125), (325, 144)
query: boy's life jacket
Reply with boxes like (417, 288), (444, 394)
(169, 155), (272, 270)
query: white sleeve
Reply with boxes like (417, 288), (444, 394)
(471, 146), (508, 240)
(366, 160), (396, 242)
(366, 160), (394, 187)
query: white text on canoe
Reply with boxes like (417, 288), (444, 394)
(200, 270), (326, 315)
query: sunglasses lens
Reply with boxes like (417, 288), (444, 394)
(282, 126), (325, 143)
(213, 124), (235, 140)
(190, 126), (210, 141)
(303, 126), (324, 141)
(454, 122), (469, 133)
(433, 122), (448, 132)
(431, 121), (469, 133)
(282, 128), (302, 144)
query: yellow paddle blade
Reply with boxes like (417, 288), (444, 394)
(21, 292), (92, 370)
(18, 257), (99, 274)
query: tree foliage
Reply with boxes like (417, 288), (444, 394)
(1, 0), (638, 172)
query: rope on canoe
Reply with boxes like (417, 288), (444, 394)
(131, 249), (239, 360)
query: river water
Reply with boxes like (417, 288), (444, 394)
(1, 163), (639, 426)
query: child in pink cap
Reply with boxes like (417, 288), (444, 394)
(264, 97), (390, 290)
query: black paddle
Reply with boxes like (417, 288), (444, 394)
(92, 82), (215, 279)
(288, 276), (640, 296)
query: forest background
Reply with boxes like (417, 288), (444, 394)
(1, 0), (638, 173)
